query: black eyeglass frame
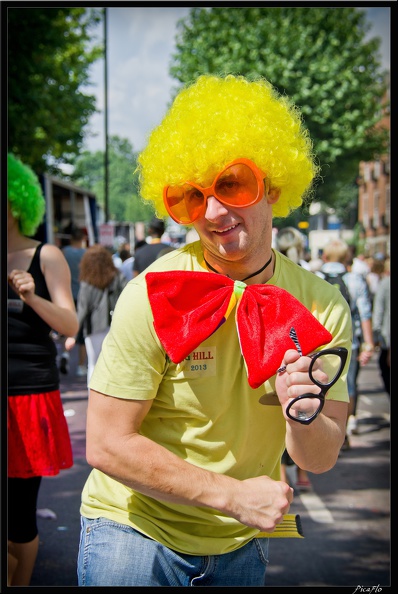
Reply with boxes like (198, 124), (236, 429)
(286, 347), (348, 425)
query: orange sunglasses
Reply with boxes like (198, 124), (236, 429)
(163, 158), (267, 225)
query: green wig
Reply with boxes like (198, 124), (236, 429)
(137, 74), (319, 221)
(8, 153), (46, 236)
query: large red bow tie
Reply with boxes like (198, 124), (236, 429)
(146, 271), (332, 389)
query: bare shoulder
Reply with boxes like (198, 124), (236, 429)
(40, 242), (67, 262)
(40, 243), (70, 276)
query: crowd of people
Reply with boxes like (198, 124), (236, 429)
(7, 73), (389, 588)
(6, 155), (173, 585)
(277, 231), (390, 494)
(275, 228), (390, 459)
(59, 218), (170, 381)
(64, 245), (128, 385)
(314, 242), (389, 449)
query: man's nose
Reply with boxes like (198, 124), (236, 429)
(204, 195), (229, 220)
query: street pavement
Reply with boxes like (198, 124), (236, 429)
(29, 346), (391, 589)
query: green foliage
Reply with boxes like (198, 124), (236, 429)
(71, 136), (155, 223)
(170, 7), (389, 210)
(8, 7), (103, 175)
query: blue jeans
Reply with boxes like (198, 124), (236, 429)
(77, 516), (269, 586)
(347, 347), (360, 414)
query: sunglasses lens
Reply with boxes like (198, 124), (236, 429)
(163, 160), (263, 224)
(215, 163), (260, 206)
(165, 184), (205, 224)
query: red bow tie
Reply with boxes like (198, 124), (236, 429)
(146, 271), (333, 389)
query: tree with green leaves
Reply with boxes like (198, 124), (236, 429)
(8, 7), (103, 175)
(71, 136), (155, 223)
(170, 7), (389, 222)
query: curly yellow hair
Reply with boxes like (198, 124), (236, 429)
(137, 74), (319, 221)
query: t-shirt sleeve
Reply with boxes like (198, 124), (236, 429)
(89, 279), (166, 400)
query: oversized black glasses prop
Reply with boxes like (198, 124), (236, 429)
(278, 327), (348, 425)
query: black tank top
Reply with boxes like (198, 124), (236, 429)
(8, 243), (59, 395)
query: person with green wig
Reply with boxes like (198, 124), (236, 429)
(7, 153), (79, 586)
(77, 75), (352, 587)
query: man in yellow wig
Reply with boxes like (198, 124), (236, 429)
(77, 74), (352, 586)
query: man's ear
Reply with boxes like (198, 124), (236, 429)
(267, 187), (281, 204)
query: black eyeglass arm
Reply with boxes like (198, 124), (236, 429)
(277, 346), (348, 375)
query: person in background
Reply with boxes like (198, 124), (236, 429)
(274, 226), (311, 270)
(366, 256), (386, 304)
(308, 257), (323, 274)
(77, 74), (351, 587)
(307, 249), (324, 274)
(112, 238), (131, 269)
(7, 153), (79, 586)
(317, 239), (374, 448)
(65, 245), (128, 384)
(351, 253), (371, 280)
(132, 217), (170, 276)
(60, 226), (88, 377)
(372, 257), (390, 396)
(119, 248), (134, 282)
(134, 239), (147, 251)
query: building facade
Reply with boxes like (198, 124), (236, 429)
(356, 75), (390, 257)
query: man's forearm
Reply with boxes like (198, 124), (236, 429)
(284, 401), (347, 473)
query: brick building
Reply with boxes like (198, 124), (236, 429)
(356, 74), (390, 257)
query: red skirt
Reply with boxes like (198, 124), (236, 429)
(8, 390), (74, 478)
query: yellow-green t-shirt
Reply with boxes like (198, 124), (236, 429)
(81, 243), (352, 555)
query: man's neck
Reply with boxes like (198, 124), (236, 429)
(203, 250), (275, 285)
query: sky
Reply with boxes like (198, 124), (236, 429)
(83, 6), (391, 154)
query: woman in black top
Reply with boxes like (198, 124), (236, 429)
(7, 154), (79, 586)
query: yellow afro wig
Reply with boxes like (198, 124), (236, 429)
(137, 74), (319, 221)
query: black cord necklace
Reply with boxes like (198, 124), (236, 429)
(203, 253), (273, 283)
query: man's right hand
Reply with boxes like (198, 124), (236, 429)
(224, 475), (294, 532)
